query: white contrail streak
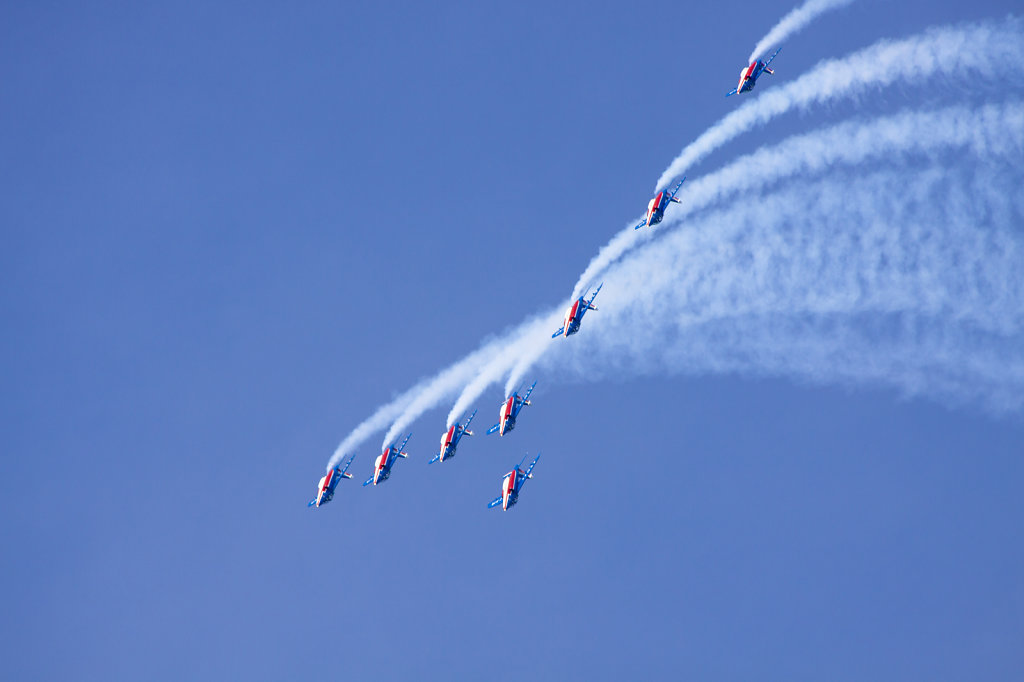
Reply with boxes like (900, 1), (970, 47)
(749, 0), (855, 63)
(378, 339), (506, 451)
(657, 18), (1024, 190)
(326, 384), (422, 470)
(329, 98), (1024, 470)
(445, 311), (559, 429)
(574, 20), (1024, 303)
(502, 101), (1024, 425)
(548, 163), (1024, 413)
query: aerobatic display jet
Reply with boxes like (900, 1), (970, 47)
(363, 433), (412, 486)
(486, 381), (536, 437)
(429, 410), (476, 464)
(309, 454), (356, 508)
(552, 283), (603, 339)
(726, 47), (782, 97)
(487, 453), (541, 511)
(634, 177), (686, 230)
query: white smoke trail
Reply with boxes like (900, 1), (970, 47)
(333, 99), (1024, 470)
(445, 310), (559, 429)
(326, 382), (423, 470)
(574, 20), (1024, 303)
(546, 163), (1024, 413)
(378, 339), (506, 450)
(749, 0), (855, 63)
(522, 101), (1014, 395)
(656, 18), (1024, 190)
(516, 101), (1024, 415)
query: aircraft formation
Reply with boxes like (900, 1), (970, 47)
(311, 47), (786, 513)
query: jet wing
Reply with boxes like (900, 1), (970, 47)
(462, 410), (477, 432)
(764, 46), (782, 68)
(338, 453), (356, 478)
(487, 496), (503, 509)
(398, 433), (412, 452)
(521, 381), (537, 404)
(428, 452), (441, 465)
(551, 326), (565, 338)
(524, 452), (541, 479)
(362, 475), (375, 486)
(586, 282), (603, 309)
(667, 176), (687, 202)
(633, 217), (648, 230)
(725, 88), (738, 97)
(486, 423), (501, 435)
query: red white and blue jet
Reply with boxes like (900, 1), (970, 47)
(552, 283), (602, 339)
(486, 381), (536, 437)
(429, 410), (476, 464)
(308, 453), (356, 508)
(487, 453), (541, 511)
(363, 433), (412, 486)
(726, 47), (782, 97)
(634, 177), (686, 230)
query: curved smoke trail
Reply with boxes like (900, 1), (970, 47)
(749, 0), (855, 63)
(571, 18), (1024, 303)
(656, 18), (1024, 190)
(329, 97), (1023, 470)
(546, 163), (1024, 412)
(324, 20), (1024, 470)
(507, 100), (1024, 396)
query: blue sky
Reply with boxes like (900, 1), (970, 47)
(3, 1), (1023, 679)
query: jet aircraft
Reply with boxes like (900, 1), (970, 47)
(726, 47), (782, 97)
(486, 381), (536, 437)
(552, 283), (603, 339)
(363, 433), (412, 486)
(634, 177), (686, 230)
(308, 454), (356, 508)
(430, 410), (477, 464)
(487, 453), (541, 511)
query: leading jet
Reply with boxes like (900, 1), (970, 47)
(726, 47), (782, 97)
(430, 410), (476, 464)
(634, 177), (686, 230)
(363, 433), (412, 486)
(486, 381), (536, 437)
(552, 283), (602, 339)
(308, 454), (356, 508)
(487, 453), (541, 511)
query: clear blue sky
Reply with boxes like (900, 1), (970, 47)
(3, 1), (1022, 680)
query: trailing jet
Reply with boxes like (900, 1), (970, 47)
(363, 433), (412, 486)
(486, 381), (536, 437)
(308, 454), (356, 508)
(726, 47), (782, 97)
(552, 283), (603, 339)
(634, 177), (686, 230)
(430, 410), (476, 464)
(487, 453), (541, 511)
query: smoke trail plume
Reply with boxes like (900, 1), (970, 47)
(749, 0), (855, 63)
(548, 163), (1024, 413)
(378, 339), (506, 450)
(445, 310), (559, 429)
(497, 100), (1024, 428)
(656, 18), (1024, 190)
(576, 20), (1024, 302)
(330, 98), (1024, 470)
